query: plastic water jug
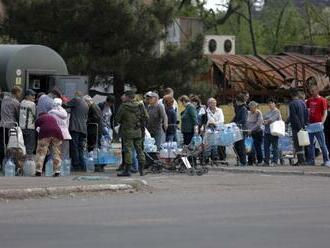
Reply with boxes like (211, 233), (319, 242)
(297, 130), (310, 146)
(60, 159), (71, 176)
(86, 153), (95, 173)
(4, 159), (15, 176)
(45, 159), (53, 177)
(23, 157), (36, 176)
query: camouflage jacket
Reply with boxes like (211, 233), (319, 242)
(115, 100), (149, 139)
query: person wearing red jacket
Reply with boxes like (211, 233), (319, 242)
(35, 112), (64, 176)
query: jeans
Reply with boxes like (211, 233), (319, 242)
(151, 131), (163, 150)
(70, 131), (86, 170)
(307, 131), (330, 164)
(248, 131), (263, 165)
(264, 133), (279, 164)
(22, 129), (37, 155)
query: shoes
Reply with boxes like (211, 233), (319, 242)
(270, 163), (277, 167)
(95, 165), (105, 172)
(53, 172), (60, 177)
(256, 162), (263, 166)
(130, 168), (138, 174)
(117, 171), (131, 177)
(263, 162), (270, 167)
(324, 161), (330, 167)
(35, 171), (42, 177)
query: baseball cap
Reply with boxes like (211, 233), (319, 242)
(25, 89), (36, 96)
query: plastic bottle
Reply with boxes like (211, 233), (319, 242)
(86, 153), (95, 173)
(45, 159), (53, 177)
(4, 159), (15, 177)
(60, 159), (71, 176)
(23, 157), (36, 177)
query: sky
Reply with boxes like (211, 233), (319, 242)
(205, 0), (229, 11)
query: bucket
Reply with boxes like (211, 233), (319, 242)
(297, 130), (310, 146)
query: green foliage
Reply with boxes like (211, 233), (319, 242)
(0, 0), (206, 95)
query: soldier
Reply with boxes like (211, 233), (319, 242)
(116, 91), (148, 177)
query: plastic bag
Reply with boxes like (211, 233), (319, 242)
(270, 120), (285, 137)
(245, 137), (253, 153)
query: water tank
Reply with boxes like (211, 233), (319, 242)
(0, 45), (68, 92)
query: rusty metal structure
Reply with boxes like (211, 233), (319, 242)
(207, 53), (329, 100)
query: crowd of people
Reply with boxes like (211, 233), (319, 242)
(117, 85), (330, 177)
(0, 86), (114, 176)
(0, 84), (330, 177)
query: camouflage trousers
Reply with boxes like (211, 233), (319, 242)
(36, 137), (62, 174)
(122, 137), (145, 171)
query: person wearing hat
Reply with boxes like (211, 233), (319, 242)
(246, 101), (264, 166)
(145, 91), (168, 149)
(19, 89), (37, 155)
(36, 87), (62, 117)
(116, 90), (149, 176)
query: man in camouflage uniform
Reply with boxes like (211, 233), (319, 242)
(116, 91), (148, 177)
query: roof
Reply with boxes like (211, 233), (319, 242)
(208, 53), (329, 92)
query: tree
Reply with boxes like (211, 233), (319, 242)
(0, 0), (206, 101)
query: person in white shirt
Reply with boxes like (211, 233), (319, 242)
(19, 89), (36, 155)
(206, 98), (224, 128)
(206, 97), (225, 162)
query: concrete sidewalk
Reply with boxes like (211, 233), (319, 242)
(0, 172), (149, 200)
(214, 165), (330, 177)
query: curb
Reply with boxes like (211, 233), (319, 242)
(0, 180), (149, 200)
(216, 167), (330, 177)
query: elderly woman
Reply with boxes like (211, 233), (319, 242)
(247, 101), (264, 166)
(35, 111), (64, 177)
(49, 98), (71, 159)
(263, 98), (281, 166)
(179, 95), (198, 145)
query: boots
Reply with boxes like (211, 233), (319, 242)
(139, 164), (144, 176)
(117, 164), (131, 177)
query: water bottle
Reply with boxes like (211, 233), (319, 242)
(60, 159), (71, 176)
(86, 153), (95, 173)
(4, 159), (15, 177)
(23, 156), (36, 177)
(45, 159), (53, 177)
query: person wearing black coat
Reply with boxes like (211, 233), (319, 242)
(232, 94), (248, 166)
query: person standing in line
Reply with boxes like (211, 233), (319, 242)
(116, 91), (148, 177)
(145, 91), (168, 149)
(159, 87), (179, 115)
(287, 89), (309, 166)
(98, 95), (115, 139)
(35, 112), (63, 177)
(306, 85), (330, 166)
(263, 98), (282, 166)
(246, 101), (264, 166)
(324, 96), (330, 158)
(49, 98), (71, 159)
(191, 95), (207, 132)
(179, 95), (198, 145)
(67, 92), (89, 171)
(163, 95), (177, 142)
(0, 86), (22, 162)
(83, 96), (103, 152)
(19, 89), (37, 155)
(206, 97), (225, 161)
(36, 88), (61, 116)
(232, 94), (248, 166)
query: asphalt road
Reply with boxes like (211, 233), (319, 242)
(0, 172), (330, 248)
